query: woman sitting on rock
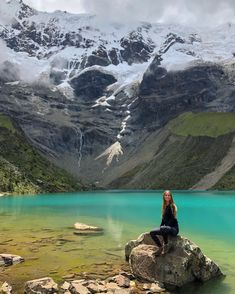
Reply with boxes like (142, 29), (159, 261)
(150, 190), (179, 255)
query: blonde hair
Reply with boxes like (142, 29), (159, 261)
(162, 190), (177, 218)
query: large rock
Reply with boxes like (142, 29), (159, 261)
(24, 277), (58, 294)
(125, 232), (156, 261)
(126, 233), (223, 290)
(0, 254), (24, 267)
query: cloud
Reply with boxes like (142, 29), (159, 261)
(80, 0), (235, 26)
(0, 40), (9, 64)
(0, 40), (21, 81)
(22, 0), (235, 27)
(0, 39), (50, 84)
(23, 0), (85, 13)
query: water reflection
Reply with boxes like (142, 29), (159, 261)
(106, 215), (123, 248)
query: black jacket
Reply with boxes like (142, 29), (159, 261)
(160, 204), (179, 232)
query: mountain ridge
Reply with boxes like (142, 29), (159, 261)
(1, 0), (235, 190)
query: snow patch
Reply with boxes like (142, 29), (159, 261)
(5, 81), (20, 85)
(92, 96), (111, 108)
(95, 141), (123, 166)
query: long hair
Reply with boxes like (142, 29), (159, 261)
(162, 190), (177, 218)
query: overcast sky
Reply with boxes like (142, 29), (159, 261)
(23, 0), (235, 26)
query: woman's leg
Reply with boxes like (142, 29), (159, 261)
(160, 226), (178, 244)
(150, 228), (163, 247)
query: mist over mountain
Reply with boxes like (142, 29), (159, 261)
(23, 0), (235, 27)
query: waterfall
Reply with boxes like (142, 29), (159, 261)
(73, 126), (84, 168)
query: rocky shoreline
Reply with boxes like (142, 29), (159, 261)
(0, 227), (224, 293)
(1, 272), (168, 294)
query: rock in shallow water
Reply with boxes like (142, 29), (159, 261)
(0, 281), (12, 294)
(73, 222), (104, 236)
(24, 277), (58, 294)
(126, 233), (224, 290)
(0, 254), (24, 267)
(74, 222), (103, 231)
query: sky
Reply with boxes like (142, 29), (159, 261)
(22, 0), (235, 26)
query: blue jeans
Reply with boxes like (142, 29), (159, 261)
(150, 225), (178, 246)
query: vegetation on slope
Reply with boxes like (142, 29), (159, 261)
(212, 166), (235, 190)
(0, 115), (85, 194)
(168, 112), (235, 137)
(109, 112), (235, 190)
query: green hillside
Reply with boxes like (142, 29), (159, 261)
(168, 112), (235, 137)
(109, 112), (235, 190)
(212, 166), (235, 190)
(0, 115), (85, 194)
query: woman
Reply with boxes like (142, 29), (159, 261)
(150, 190), (179, 255)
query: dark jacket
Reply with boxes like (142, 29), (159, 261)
(160, 204), (179, 232)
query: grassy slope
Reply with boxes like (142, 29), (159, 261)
(108, 112), (235, 189)
(212, 166), (235, 189)
(170, 112), (235, 190)
(0, 115), (85, 194)
(168, 112), (235, 137)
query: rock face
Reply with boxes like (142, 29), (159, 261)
(120, 30), (155, 65)
(137, 59), (226, 128)
(0, 1), (156, 65)
(70, 69), (117, 100)
(126, 233), (223, 289)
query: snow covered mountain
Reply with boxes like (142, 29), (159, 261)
(1, 0), (235, 190)
(1, 0), (235, 85)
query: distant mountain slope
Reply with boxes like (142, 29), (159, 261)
(1, 0), (235, 190)
(0, 115), (85, 194)
(213, 164), (235, 190)
(107, 112), (235, 190)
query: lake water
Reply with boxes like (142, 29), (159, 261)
(0, 190), (234, 293)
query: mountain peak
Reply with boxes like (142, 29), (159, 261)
(0, 0), (35, 25)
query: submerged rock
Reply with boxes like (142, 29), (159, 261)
(74, 222), (103, 231)
(73, 231), (104, 236)
(73, 222), (104, 236)
(126, 233), (224, 290)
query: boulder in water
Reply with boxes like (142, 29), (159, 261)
(73, 222), (104, 236)
(0, 254), (24, 267)
(125, 232), (224, 290)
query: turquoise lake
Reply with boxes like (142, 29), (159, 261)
(0, 190), (234, 293)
